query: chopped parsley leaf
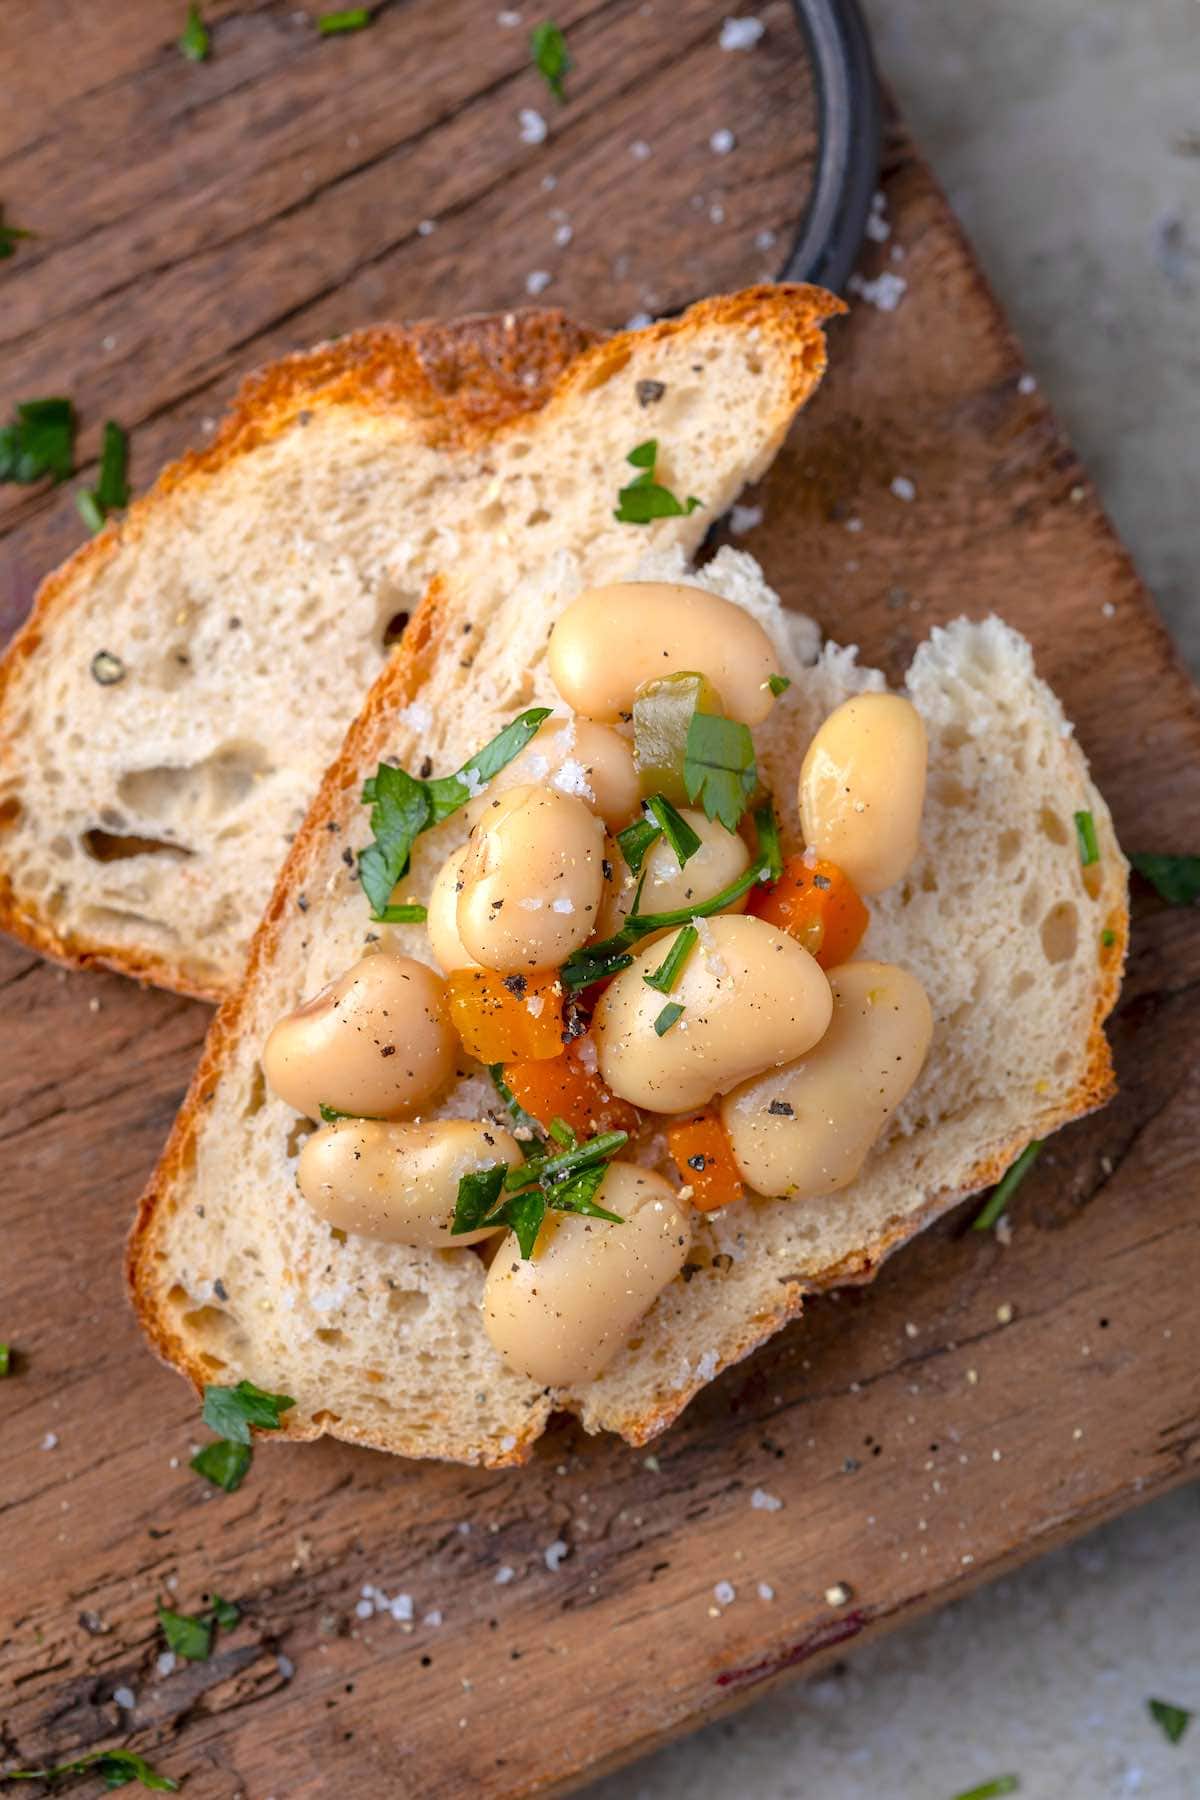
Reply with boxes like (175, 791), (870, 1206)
(559, 943), (635, 992)
(0, 397), (75, 485)
(1101, 927), (1116, 948)
(2, 1748), (179, 1790)
(753, 796), (783, 882)
(1129, 853), (1200, 907)
(190, 1437), (253, 1491)
(530, 20), (570, 101)
(1074, 809), (1099, 867)
(972, 1140), (1042, 1232)
(643, 924), (697, 995)
(453, 1131), (626, 1259)
(1147, 1697), (1192, 1745)
(615, 814), (662, 875)
(487, 1064), (546, 1154)
(653, 1000), (685, 1035)
(949, 1780), (1020, 1800)
(683, 710), (757, 832)
(0, 1343), (9, 1377)
(201, 1377), (295, 1445)
(77, 420), (130, 533)
(157, 1601), (213, 1662)
(210, 1594), (240, 1629)
(178, 3), (210, 61)
(358, 708), (550, 918)
(318, 8), (372, 32)
(562, 856), (773, 989)
(767, 673), (791, 697)
(614, 439), (702, 525)
(644, 793), (702, 869)
(0, 207), (34, 261)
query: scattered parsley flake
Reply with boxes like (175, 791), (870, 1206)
(614, 438), (702, 525)
(1129, 853), (1200, 906)
(1148, 1697), (1192, 1745)
(654, 1001), (685, 1035)
(2, 1748), (179, 1790)
(157, 1601), (212, 1662)
(972, 1140), (1042, 1232)
(0, 206), (35, 261)
(949, 1780), (1020, 1800)
(562, 858), (771, 989)
(77, 420), (129, 532)
(530, 20), (570, 101)
(189, 1438), (252, 1491)
(644, 793), (702, 870)
(201, 1377), (295, 1445)
(0, 396), (75, 485)
(318, 7), (372, 30)
(178, 3), (210, 60)
(0, 1342), (10, 1376)
(1073, 809), (1099, 867)
(358, 708), (549, 918)
(767, 672), (791, 696)
(616, 814), (662, 875)
(452, 1132), (626, 1259)
(643, 925), (698, 995)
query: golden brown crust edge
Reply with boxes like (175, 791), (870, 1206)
(0, 285), (842, 1001)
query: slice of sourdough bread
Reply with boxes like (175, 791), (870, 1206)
(0, 285), (840, 1001)
(127, 547), (1128, 1465)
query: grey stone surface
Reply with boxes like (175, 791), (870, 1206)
(867, 0), (1199, 671)
(582, 4), (1199, 1795)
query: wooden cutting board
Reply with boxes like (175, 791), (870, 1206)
(3, 5), (1199, 1795)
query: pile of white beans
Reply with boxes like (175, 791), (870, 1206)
(262, 582), (933, 1386)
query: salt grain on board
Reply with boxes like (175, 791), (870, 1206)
(631, 139), (652, 160)
(847, 270), (907, 311)
(113, 1686), (136, 1711)
(495, 1565), (515, 1585)
(750, 1488), (783, 1512)
(713, 1580), (735, 1605)
(544, 1539), (569, 1571)
(890, 475), (917, 502)
(719, 15), (764, 49)
(729, 503), (763, 535)
(525, 270), (552, 296)
(518, 108), (548, 146)
(710, 128), (736, 155)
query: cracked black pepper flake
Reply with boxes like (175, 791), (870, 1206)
(767, 1099), (794, 1116)
(636, 379), (666, 406)
(813, 873), (832, 890)
(502, 974), (528, 999)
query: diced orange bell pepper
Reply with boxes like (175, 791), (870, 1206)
(447, 968), (564, 1064)
(667, 1112), (745, 1212)
(503, 1037), (641, 1141)
(749, 852), (869, 969)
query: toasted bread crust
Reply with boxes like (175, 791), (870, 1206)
(0, 285), (842, 1002)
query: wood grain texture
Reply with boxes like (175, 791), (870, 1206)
(2, 7), (1199, 1795)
